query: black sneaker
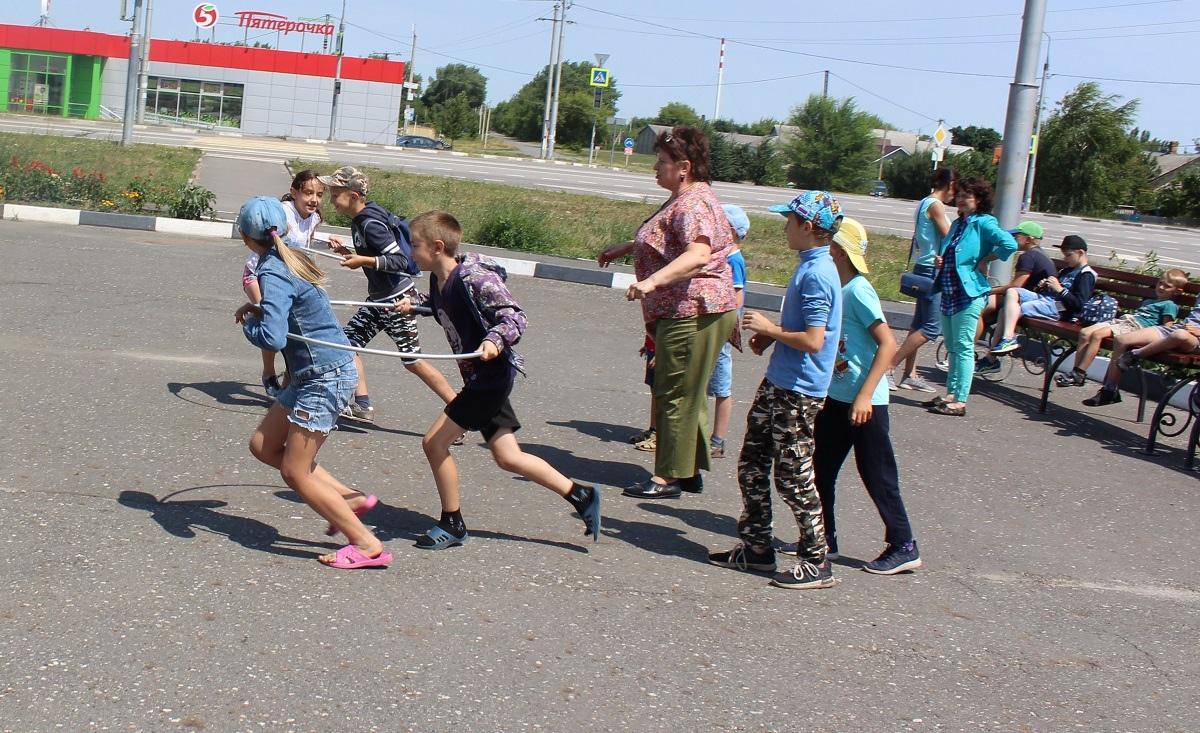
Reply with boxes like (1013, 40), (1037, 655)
(974, 357), (1002, 376)
(707, 542), (776, 572)
(622, 479), (681, 500)
(1054, 370), (1087, 388)
(1082, 388), (1122, 407)
(863, 541), (922, 575)
(770, 560), (836, 589)
(679, 474), (703, 494)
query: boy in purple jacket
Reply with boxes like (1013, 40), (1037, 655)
(396, 211), (601, 550)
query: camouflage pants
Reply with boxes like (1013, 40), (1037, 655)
(737, 379), (827, 563)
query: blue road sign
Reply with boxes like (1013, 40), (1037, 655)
(623, 137), (635, 149)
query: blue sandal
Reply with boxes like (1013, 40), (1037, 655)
(414, 525), (468, 550)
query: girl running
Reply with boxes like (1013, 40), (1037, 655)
(235, 196), (392, 570)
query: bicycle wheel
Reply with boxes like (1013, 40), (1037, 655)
(933, 337), (950, 372)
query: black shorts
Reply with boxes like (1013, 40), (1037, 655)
(444, 386), (521, 442)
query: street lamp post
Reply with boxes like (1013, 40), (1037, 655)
(1022, 33), (1051, 213)
(327, 0), (348, 141)
(120, 0), (144, 146)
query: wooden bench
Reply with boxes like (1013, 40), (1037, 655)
(1014, 262), (1200, 467)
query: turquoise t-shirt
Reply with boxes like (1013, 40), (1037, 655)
(1131, 298), (1179, 328)
(828, 275), (890, 406)
(913, 196), (945, 268)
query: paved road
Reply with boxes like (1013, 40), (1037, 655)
(4, 114), (1199, 270)
(2, 220), (1199, 731)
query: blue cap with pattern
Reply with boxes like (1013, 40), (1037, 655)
(236, 196), (289, 241)
(768, 190), (843, 232)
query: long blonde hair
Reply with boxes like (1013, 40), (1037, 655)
(267, 231), (327, 287)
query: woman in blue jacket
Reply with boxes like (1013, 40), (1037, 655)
(926, 178), (1017, 416)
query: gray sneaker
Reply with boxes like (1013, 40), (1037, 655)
(885, 372), (898, 391)
(899, 375), (937, 393)
(340, 401), (375, 422)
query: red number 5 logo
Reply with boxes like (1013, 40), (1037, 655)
(193, 3), (219, 29)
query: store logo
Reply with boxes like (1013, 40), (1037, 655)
(193, 3), (219, 29)
(234, 11), (335, 36)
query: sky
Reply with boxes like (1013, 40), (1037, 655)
(4, 0), (1198, 147)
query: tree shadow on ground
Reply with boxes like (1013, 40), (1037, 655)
(545, 419), (646, 445)
(118, 489), (337, 560)
(971, 377), (1199, 476)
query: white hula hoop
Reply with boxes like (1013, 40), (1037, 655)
(327, 299), (432, 316)
(299, 247), (347, 262)
(286, 333), (482, 360)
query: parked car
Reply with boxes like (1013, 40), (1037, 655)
(870, 180), (889, 197)
(395, 134), (451, 150)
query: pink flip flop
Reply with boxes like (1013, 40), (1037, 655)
(325, 494), (379, 536)
(320, 544), (393, 570)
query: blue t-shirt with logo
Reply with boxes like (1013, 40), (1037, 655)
(765, 247), (842, 399)
(828, 275), (890, 406)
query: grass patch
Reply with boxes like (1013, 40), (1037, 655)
(294, 158), (910, 300)
(0, 132), (200, 191)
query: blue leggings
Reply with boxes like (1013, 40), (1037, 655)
(941, 297), (986, 403)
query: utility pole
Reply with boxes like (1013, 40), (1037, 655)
(539, 2), (560, 159)
(547, 1), (569, 160)
(878, 128), (887, 180)
(713, 38), (725, 122)
(402, 25), (416, 135)
(120, 0), (144, 146)
(327, 0), (348, 141)
(822, 69), (829, 98)
(135, 0), (152, 124)
(988, 0), (1047, 285)
(1022, 34), (1051, 213)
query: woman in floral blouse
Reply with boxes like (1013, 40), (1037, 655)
(599, 127), (738, 499)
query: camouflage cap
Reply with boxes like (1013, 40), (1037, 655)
(317, 165), (369, 196)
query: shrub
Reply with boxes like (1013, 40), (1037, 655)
(165, 184), (216, 220)
(473, 206), (557, 254)
(62, 167), (108, 206)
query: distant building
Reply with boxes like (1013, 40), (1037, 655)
(1149, 151), (1200, 189)
(0, 22), (407, 144)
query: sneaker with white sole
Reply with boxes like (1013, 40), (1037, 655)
(776, 534), (837, 559)
(708, 542), (776, 572)
(1054, 370), (1087, 388)
(885, 372), (898, 391)
(863, 541), (922, 575)
(340, 401), (375, 422)
(899, 375), (937, 393)
(991, 337), (1021, 355)
(770, 560), (836, 589)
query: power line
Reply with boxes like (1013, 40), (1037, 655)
(344, 21), (536, 77)
(622, 70), (825, 89)
(828, 73), (940, 124)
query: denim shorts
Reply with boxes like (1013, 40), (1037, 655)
(276, 362), (358, 434)
(1017, 289), (1062, 320)
(707, 342), (733, 398)
(909, 265), (942, 339)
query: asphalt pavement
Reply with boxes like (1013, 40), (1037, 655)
(1, 220), (1199, 732)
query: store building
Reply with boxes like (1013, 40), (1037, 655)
(0, 23), (407, 144)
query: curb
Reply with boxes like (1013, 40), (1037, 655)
(0, 201), (920, 326)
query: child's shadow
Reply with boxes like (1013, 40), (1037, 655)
(118, 489), (336, 559)
(544, 419), (644, 444)
(518, 442), (648, 488)
(273, 490), (587, 552)
(168, 380), (270, 415)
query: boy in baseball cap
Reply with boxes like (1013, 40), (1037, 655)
(709, 190), (842, 591)
(990, 234), (1096, 358)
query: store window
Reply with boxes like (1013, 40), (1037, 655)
(7, 52), (69, 116)
(145, 76), (244, 128)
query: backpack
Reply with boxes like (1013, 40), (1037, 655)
(1079, 294), (1118, 325)
(385, 212), (421, 277)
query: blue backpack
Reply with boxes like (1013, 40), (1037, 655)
(385, 213), (421, 277)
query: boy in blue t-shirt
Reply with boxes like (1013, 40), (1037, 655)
(708, 191), (843, 591)
(707, 204), (750, 458)
(812, 218), (921, 575)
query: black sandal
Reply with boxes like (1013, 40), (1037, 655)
(928, 402), (966, 416)
(922, 394), (949, 408)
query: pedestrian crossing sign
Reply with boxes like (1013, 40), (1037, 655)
(589, 67), (610, 88)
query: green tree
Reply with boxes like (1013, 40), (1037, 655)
(492, 61), (621, 148)
(421, 64), (487, 110)
(945, 149), (997, 184)
(435, 93), (475, 144)
(1034, 82), (1156, 216)
(882, 152), (935, 200)
(1157, 172), (1200, 219)
(948, 125), (1001, 153)
(782, 95), (875, 192)
(746, 139), (786, 186)
(653, 102), (701, 128)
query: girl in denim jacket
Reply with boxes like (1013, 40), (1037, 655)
(234, 196), (392, 570)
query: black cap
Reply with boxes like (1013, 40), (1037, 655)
(1060, 234), (1088, 252)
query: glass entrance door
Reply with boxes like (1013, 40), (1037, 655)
(8, 52), (69, 116)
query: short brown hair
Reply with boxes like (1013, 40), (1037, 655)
(653, 126), (712, 183)
(955, 176), (994, 213)
(1163, 268), (1190, 287)
(410, 210), (462, 256)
